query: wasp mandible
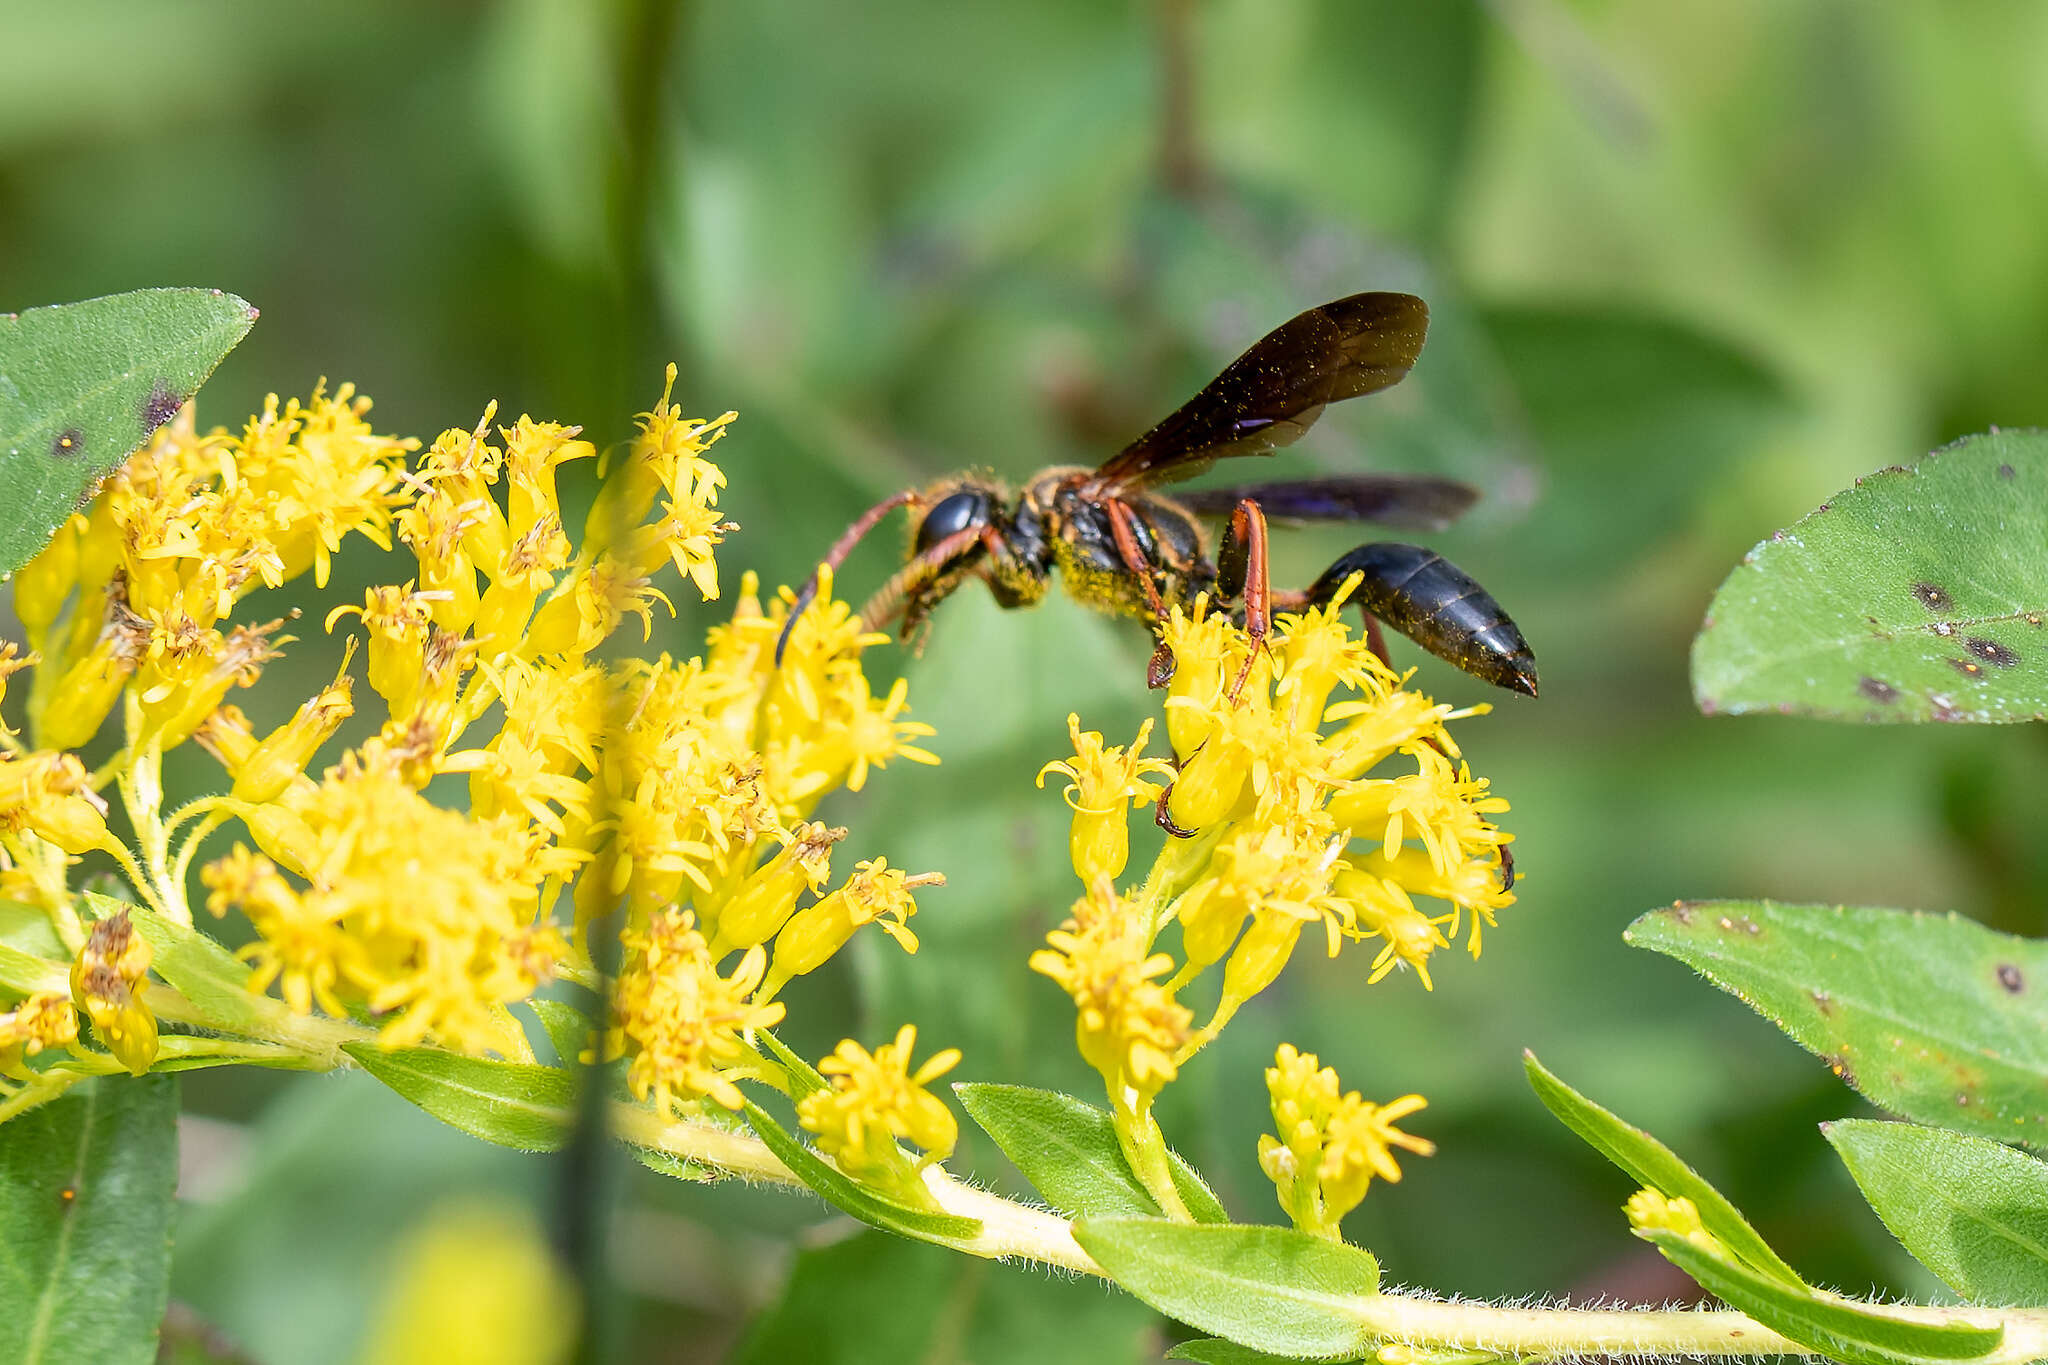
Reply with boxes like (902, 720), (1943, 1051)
(776, 293), (1536, 698)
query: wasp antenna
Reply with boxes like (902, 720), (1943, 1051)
(772, 489), (923, 668)
(773, 573), (822, 665)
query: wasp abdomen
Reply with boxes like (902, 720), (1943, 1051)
(1311, 543), (1538, 697)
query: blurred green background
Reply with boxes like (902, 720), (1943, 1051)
(9, 2), (2048, 1361)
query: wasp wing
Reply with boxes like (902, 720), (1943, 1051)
(1174, 473), (1478, 532)
(1090, 292), (1428, 492)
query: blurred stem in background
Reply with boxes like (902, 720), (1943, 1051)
(563, 3), (687, 1359)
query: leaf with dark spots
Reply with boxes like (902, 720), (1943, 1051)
(1630, 901), (2048, 1147)
(0, 288), (256, 577)
(1965, 638), (2019, 667)
(1693, 429), (2048, 723)
(1914, 582), (1955, 612)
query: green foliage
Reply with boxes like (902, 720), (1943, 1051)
(1694, 432), (2048, 723)
(1646, 1230), (2003, 1365)
(1629, 901), (2048, 1146)
(0, 1076), (178, 1365)
(340, 1044), (574, 1152)
(739, 1099), (983, 1244)
(1531, 1057), (2014, 1365)
(1073, 1218), (1381, 1361)
(1827, 1120), (2048, 1307)
(958, 1082), (1224, 1222)
(525, 997), (595, 1069)
(1523, 1053), (1802, 1285)
(0, 289), (253, 576)
(119, 899), (306, 1046)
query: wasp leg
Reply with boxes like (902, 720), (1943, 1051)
(856, 524), (994, 635)
(1304, 542), (1538, 697)
(1103, 498), (1177, 688)
(776, 489), (921, 664)
(1273, 586), (1393, 671)
(1154, 778), (1195, 837)
(1214, 499), (1272, 701)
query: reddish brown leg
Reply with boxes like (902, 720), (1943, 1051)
(855, 524), (994, 634)
(1103, 498), (1177, 688)
(1363, 613), (1392, 671)
(1216, 499), (1272, 701)
(776, 489), (921, 663)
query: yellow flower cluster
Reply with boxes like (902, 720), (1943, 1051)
(797, 1023), (960, 1206)
(1, 372), (950, 1100)
(1625, 1188), (1727, 1257)
(0, 991), (77, 1080)
(1032, 594), (1516, 1107)
(1258, 1043), (1432, 1237)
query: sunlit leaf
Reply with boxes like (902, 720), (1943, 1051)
(0, 288), (256, 576)
(342, 1044), (574, 1152)
(1694, 431), (2048, 722)
(0, 1076), (178, 1365)
(1629, 901), (2048, 1146)
(1827, 1119), (2048, 1306)
(1073, 1217), (1381, 1360)
(957, 1082), (1179, 1220)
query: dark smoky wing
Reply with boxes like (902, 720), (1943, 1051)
(1175, 474), (1478, 532)
(1091, 292), (1429, 491)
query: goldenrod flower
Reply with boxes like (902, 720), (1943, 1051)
(610, 908), (784, 1114)
(0, 991), (79, 1079)
(1037, 714), (1176, 883)
(1030, 884), (1190, 1105)
(763, 857), (941, 999)
(1625, 1188), (1727, 1257)
(0, 750), (117, 856)
(1259, 1043), (1433, 1238)
(202, 762), (568, 1057)
(71, 910), (158, 1075)
(708, 821), (843, 955)
(1035, 598), (1512, 1086)
(798, 1024), (962, 1180)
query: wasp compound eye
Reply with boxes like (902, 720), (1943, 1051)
(913, 489), (994, 557)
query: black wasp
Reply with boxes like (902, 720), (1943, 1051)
(777, 292), (1536, 700)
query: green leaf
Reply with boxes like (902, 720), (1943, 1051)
(756, 1027), (830, 1099)
(957, 1083), (1162, 1218)
(1646, 1229), (2002, 1365)
(0, 1075), (179, 1365)
(0, 898), (67, 960)
(632, 1145), (713, 1183)
(1826, 1118), (2048, 1306)
(1629, 901), (2048, 1145)
(117, 900), (276, 1041)
(524, 998), (592, 1067)
(1522, 1052), (1804, 1286)
(1169, 1150), (1230, 1225)
(0, 938), (66, 997)
(0, 288), (256, 576)
(956, 1083), (1228, 1224)
(1073, 1218), (1381, 1360)
(1693, 430), (2048, 723)
(341, 1044), (573, 1152)
(739, 1099), (983, 1244)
